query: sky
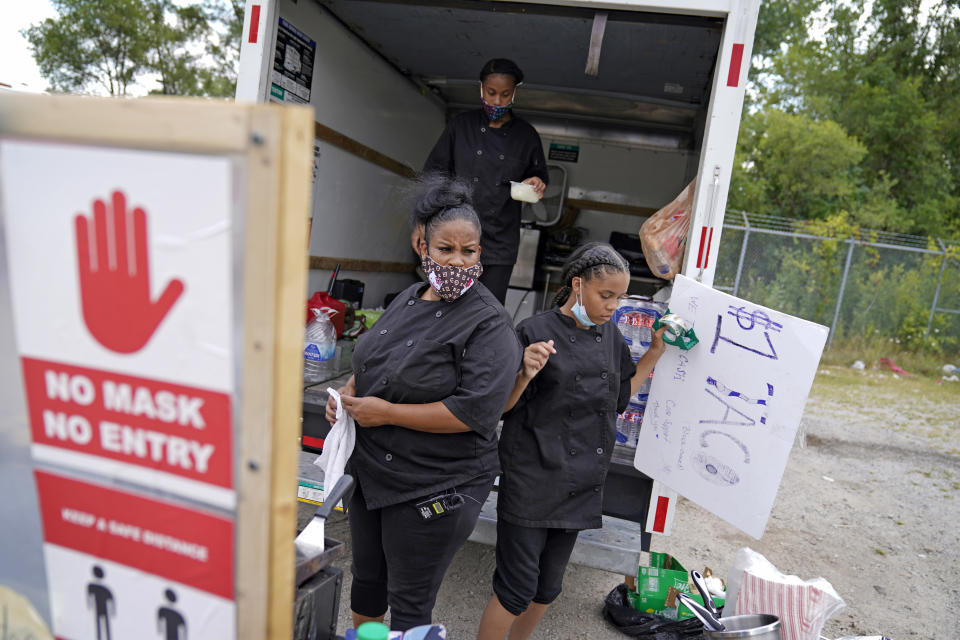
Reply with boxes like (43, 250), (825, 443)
(1, 1), (57, 92)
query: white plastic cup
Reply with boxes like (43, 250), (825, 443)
(510, 181), (541, 203)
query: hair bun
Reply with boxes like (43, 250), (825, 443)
(411, 173), (474, 226)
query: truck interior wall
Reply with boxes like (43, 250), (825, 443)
(305, 144), (420, 308)
(534, 136), (694, 240)
(275, 0), (446, 305)
(554, 141), (694, 207)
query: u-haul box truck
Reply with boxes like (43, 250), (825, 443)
(236, 0), (760, 564)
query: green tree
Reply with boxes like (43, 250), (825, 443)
(729, 110), (867, 220)
(24, 0), (242, 97)
(747, 0), (960, 237)
(198, 0), (245, 97)
(24, 0), (151, 96)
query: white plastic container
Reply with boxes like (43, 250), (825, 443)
(510, 181), (541, 203)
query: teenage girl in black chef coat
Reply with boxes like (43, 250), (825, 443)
(476, 242), (668, 640)
(326, 175), (522, 632)
(418, 58), (549, 304)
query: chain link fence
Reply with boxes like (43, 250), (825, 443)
(711, 211), (960, 350)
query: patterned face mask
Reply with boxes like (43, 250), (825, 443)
(480, 88), (515, 122)
(422, 253), (483, 302)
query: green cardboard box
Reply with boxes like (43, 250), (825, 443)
(637, 552), (690, 599)
(630, 553), (725, 620)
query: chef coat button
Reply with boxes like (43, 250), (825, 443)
(569, 449), (576, 456)
(568, 491), (576, 497)
(435, 310), (443, 318)
(380, 377), (389, 385)
(474, 177), (479, 182)
(477, 149), (483, 155)
(406, 340), (413, 347)
(481, 127), (486, 133)
(360, 364), (367, 372)
(599, 410), (605, 416)
(379, 329), (388, 335)
(569, 335), (576, 343)
(499, 154), (505, 160)
(593, 486), (601, 492)
(385, 453), (393, 462)
(407, 299), (415, 306)
(596, 447), (604, 455)
(596, 335), (602, 343)
(601, 371), (608, 379)
(575, 374), (582, 382)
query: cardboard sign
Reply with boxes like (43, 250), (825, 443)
(35, 471), (235, 639)
(634, 275), (828, 538)
(1, 140), (236, 509)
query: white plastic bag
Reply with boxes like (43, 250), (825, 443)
(314, 387), (355, 508)
(725, 547), (845, 640)
(639, 179), (695, 280)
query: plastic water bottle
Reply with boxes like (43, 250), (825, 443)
(616, 401), (646, 449)
(614, 302), (665, 357)
(304, 308), (337, 383)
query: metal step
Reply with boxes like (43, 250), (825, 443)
(468, 492), (645, 577)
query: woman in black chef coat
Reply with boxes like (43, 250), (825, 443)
(418, 58), (549, 304)
(326, 175), (522, 631)
(476, 242), (668, 640)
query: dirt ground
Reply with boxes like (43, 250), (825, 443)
(301, 365), (960, 639)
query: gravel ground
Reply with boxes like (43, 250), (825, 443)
(300, 366), (960, 639)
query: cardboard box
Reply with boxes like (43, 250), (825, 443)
(637, 552), (690, 599)
(630, 553), (725, 620)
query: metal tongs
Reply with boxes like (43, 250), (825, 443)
(677, 570), (725, 631)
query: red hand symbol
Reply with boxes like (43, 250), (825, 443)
(74, 190), (184, 353)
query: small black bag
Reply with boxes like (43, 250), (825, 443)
(603, 583), (706, 639)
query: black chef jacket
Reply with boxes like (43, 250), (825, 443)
(347, 281), (522, 509)
(498, 308), (636, 530)
(423, 110), (549, 266)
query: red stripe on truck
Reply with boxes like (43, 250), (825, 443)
(703, 227), (714, 269)
(653, 496), (670, 533)
(696, 226), (708, 267)
(727, 43), (744, 87)
(248, 5), (261, 43)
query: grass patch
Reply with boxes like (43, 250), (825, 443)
(822, 336), (958, 377)
(811, 365), (960, 408)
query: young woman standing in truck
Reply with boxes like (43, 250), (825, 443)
(476, 242), (668, 640)
(418, 58), (549, 304)
(326, 175), (521, 632)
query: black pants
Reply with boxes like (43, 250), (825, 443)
(479, 264), (514, 305)
(492, 519), (580, 616)
(348, 475), (493, 631)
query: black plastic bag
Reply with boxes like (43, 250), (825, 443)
(603, 584), (706, 639)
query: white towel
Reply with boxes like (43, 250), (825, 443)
(726, 547), (845, 640)
(313, 387), (355, 509)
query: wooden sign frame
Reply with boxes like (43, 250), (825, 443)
(0, 92), (313, 640)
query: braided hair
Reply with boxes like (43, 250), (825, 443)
(410, 173), (481, 246)
(553, 242), (630, 307)
(479, 58), (524, 85)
